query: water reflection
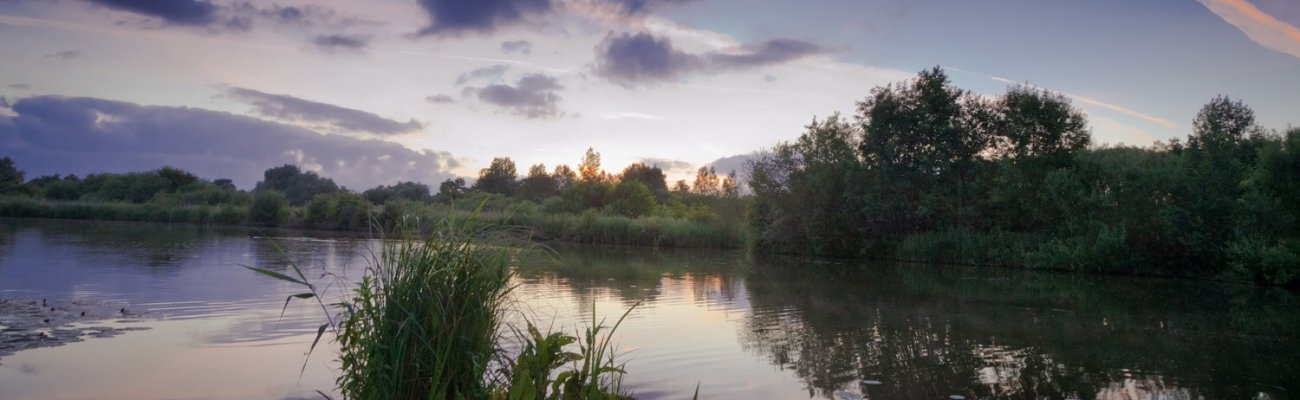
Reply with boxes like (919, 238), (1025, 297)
(739, 256), (1299, 399)
(0, 219), (1296, 400)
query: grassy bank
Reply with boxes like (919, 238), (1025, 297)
(0, 196), (743, 249)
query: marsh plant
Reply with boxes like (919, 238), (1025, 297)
(247, 209), (643, 400)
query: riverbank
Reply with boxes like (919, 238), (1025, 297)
(0, 196), (744, 249)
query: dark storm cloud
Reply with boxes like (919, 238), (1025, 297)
(425, 94), (455, 104)
(312, 34), (370, 52)
(77, 0), (370, 34)
(592, 32), (702, 85)
(415, 0), (552, 36)
(500, 40), (533, 55)
(43, 50), (83, 60)
(225, 87), (422, 136)
(455, 64), (511, 86)
(0, 96), (459, 189)
(465, 73), (563, 118)
(705, 39), (827, 69)
(82, 0), (219, 26)
(593, 32), (829, 86)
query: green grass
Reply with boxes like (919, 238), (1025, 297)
(250, 209), (647, 399)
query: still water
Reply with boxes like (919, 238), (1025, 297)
(0, 219), (1296, 400)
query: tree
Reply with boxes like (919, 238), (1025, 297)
(1190, 95), (1255, 156)
(692, 166), (720, 196)
(605, 180), (656, 217)
(473, 157), (519, 195)
(254, 164), (340, 206)
(518, 163), (560, 201)
(437, 178), (467, 202)
(157, 166), (199, 191)
(578, 147), (602, 182)
(213, 179), (236, 191)
(857, 66), (983, 176)
(995, 85), (1091, 164)
(721, 170), (740, 199)
(619, 163), (669, 201)
(552, 164), (577, 191)
(672, 180), (690, 193)
(0, 156), (25, 194)
(364, 181), (432, 205)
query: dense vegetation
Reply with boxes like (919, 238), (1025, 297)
(748, 66), (1300, 286)
(255, 215), (642, 400)
(0, 149), (746, 248)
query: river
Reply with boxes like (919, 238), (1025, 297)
(0, 219), (1296, 399)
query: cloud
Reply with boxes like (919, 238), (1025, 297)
(763, 74), (777, 82)
(415, 0), (552, 36)
(708, 153), (757, 178)
(82, 0), (219, 26)
(426, 94), (455, 103)
(638, 157), (691, 171)
(43, 50), (83, 60)
(592, 32), (829, 86)
(0, 96), (8, 108)
(0, 95), (460, 189)
(500, 39), (533, 54)
(7, 84), (32, 90)
(706, 39), (828, 69)
(592, 32), (703, 84)
(455, 64), (511, 85)
(599, 0), (698, 15)
(464, 73), (564, 118)
(1200, 0), (1300, 61)
(990, 77), (1176, 128)
(311, 34), (370, 52)
(224, 87), (423, 135)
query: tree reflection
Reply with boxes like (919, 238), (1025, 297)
(738, 257), (1299, 399)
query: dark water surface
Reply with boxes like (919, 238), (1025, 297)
(0, 219), (1296, 399)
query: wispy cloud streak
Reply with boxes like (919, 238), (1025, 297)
(1199, 0), (1300, 60)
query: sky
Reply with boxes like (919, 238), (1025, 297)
(0, 0), (1297, 190)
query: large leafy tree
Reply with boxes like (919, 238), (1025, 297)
(518, 163), (560, 201)
(254, 164), (340, 206)
(619, 162), (668, 201)
(473, 157), (519, 196)
(0, 156), (25, 194)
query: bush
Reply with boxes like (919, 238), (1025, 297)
(250, 191), (290, 227)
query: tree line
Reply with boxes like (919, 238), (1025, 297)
(747, 66), (1299, 286)
(0, 147), (746, 246)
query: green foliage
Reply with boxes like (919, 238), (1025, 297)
(747, 66), (1300, 285)
(255, 164), (340, 206)
(519, 164), (561, 201)
(475, 157), (521, 196)
(0, 156), (26, 194)
(333, 215), (514, 400)
(250, 190), (289, 227)
(619, 163), (668, 201)
(363, 181), (432, 205)
(604, 180), (656, 218)
(304, 191), (372, 230)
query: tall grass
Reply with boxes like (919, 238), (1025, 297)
(336, 213), (513, 399)
(251, 210), (648, 400)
